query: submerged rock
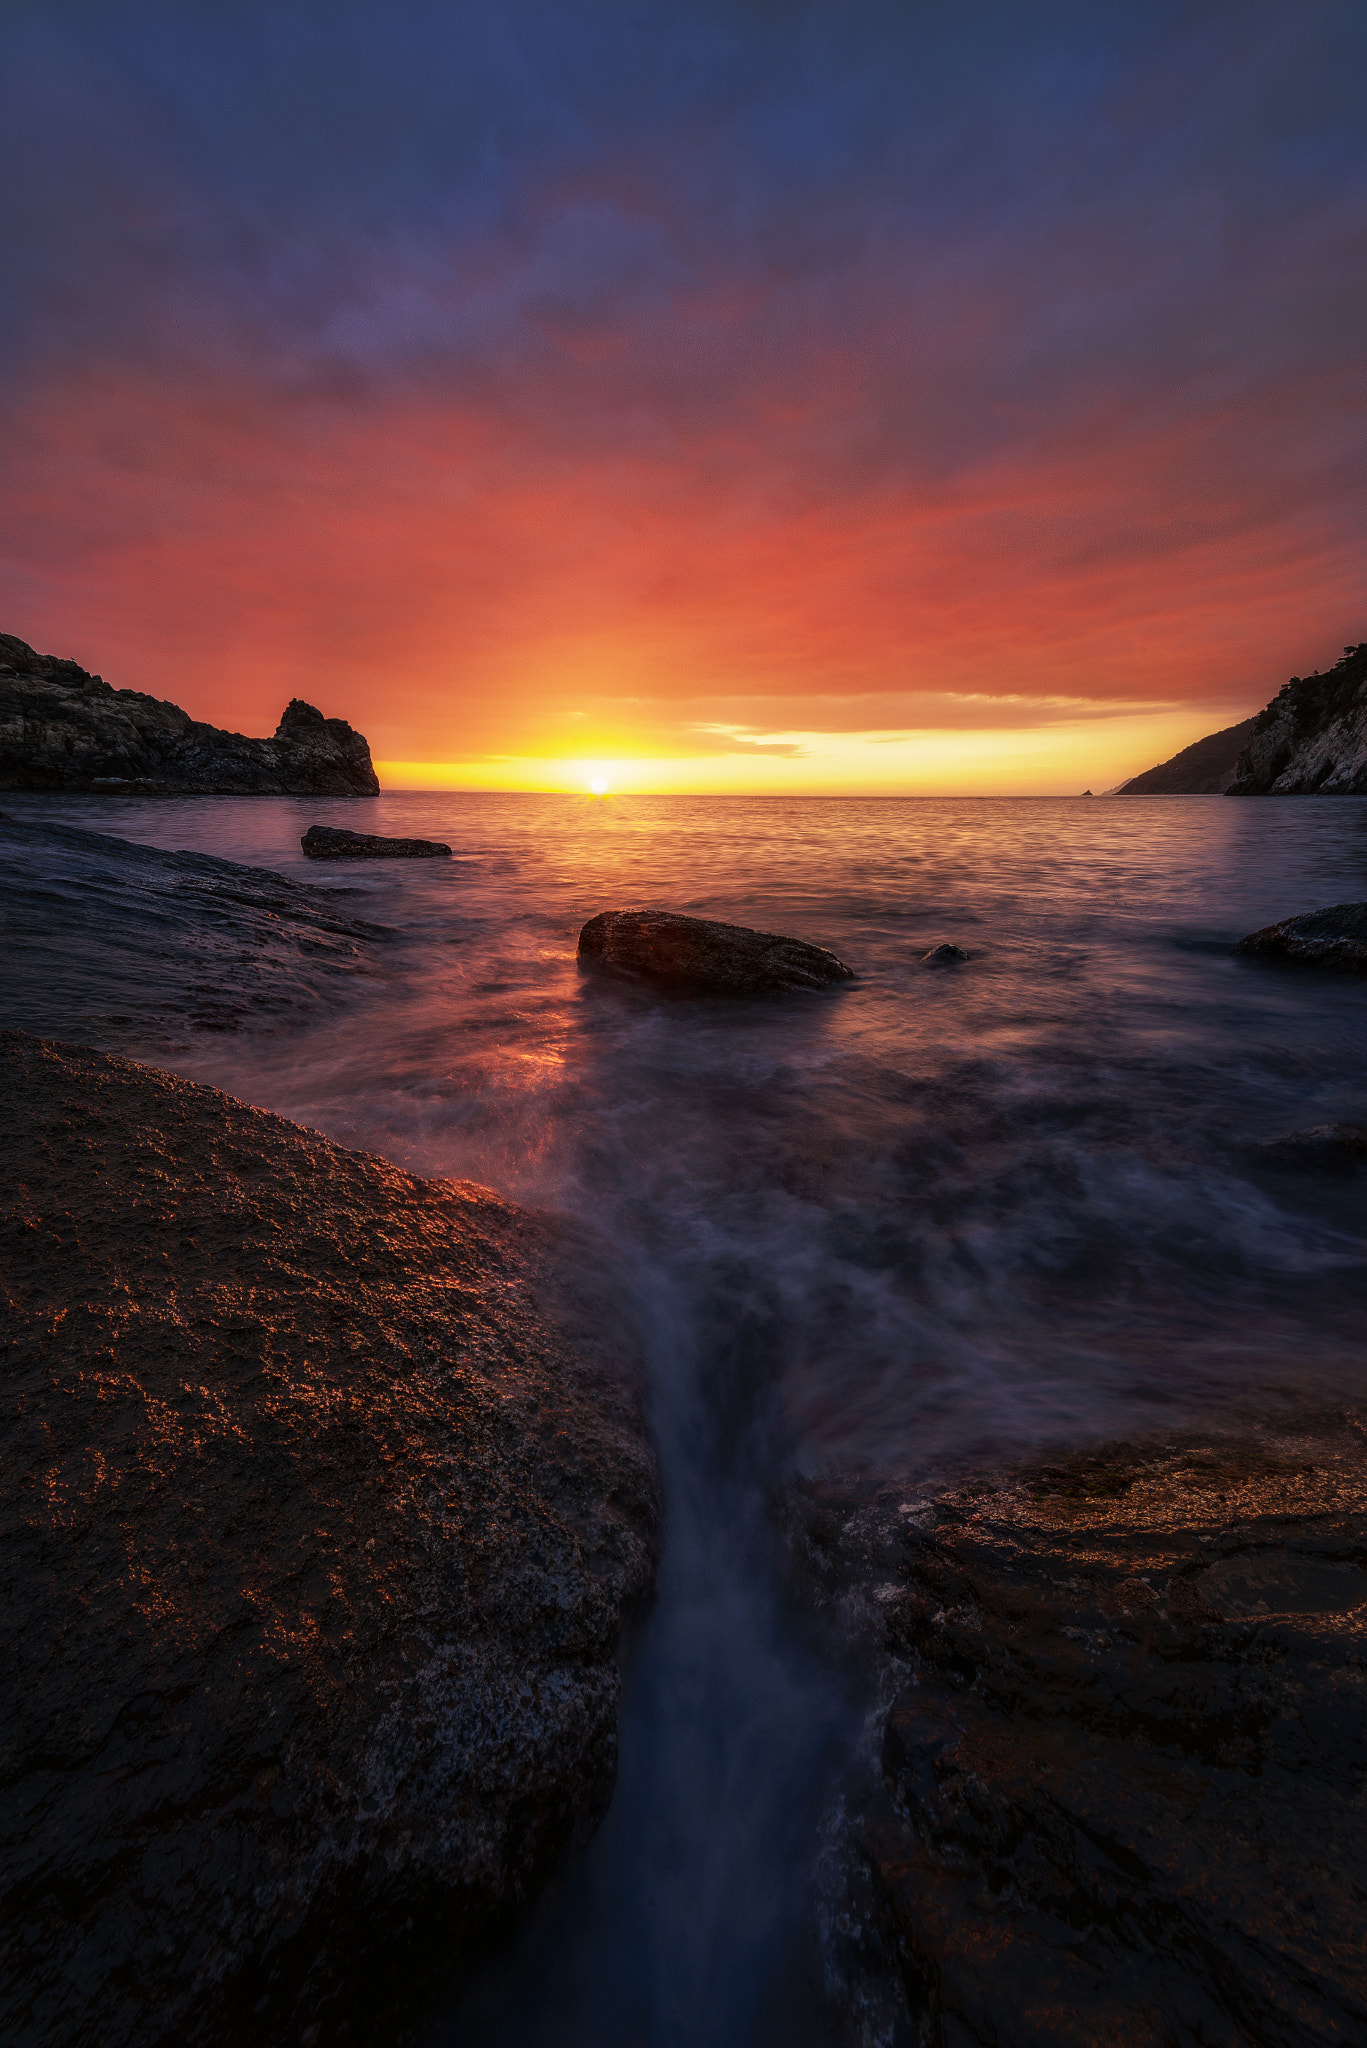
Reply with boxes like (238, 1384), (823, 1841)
(577, 908), (854, 995)
(1233, 900), (1367, 970)
(0, 632), (379, 795)
(786, 1423), (1367, 2047)
(1253, 1122), (1367, 1172)
(0, 814), (389, 1044)
(302, 824), (452, 858)
(0, 1033), (659, 2048)
(920, 944), (970, 965)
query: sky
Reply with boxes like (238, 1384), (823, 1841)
(2, 1), (1365, 794)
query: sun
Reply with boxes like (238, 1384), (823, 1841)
(588, 773), (610, 796)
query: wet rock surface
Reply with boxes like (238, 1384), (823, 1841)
(1233, 900), (1367, 970)
(577, 908), (855, 995)
(785, 1420), (1367, 2047)
(920, 944), (970, 966)
(0, 1033), (660, 2048)
(302, 825), (452, 858)
(0, 633), (379, 795)
(1252, 1123), (1367, 1172)
(0, 814), (390, 1044)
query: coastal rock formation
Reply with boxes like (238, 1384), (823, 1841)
(0, 1033), (659, 2048)
(1233, 900), (1367, 970)
(1228, 643), (1367, 794)
(0, 633), (379, 795)
(920, 944), (969, 965)
(787, 1423), (1367, 2047)
(0, 815), (389, 1044)
(577, 909), (854, 995)
(302, 824), (451, 858)
(1253, 1122), (1367, 1171)
(1115, 716), (1257, 794)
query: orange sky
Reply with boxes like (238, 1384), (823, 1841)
(3, 5), (1365, 793)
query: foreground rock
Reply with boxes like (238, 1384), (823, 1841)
(1233, 899), (1367, 970)
(0, 814), (389, 1044)
(0, 1033), (659, 2048)
(0, 632), (379, 795)
(1115, 716), (1258, 794)
(920, 944), (969, 965)
(1253, 1122), (1367, 1171)
(1228, 642), (1367, 794)
(302, 824), (451, 859)
(786, 1422), (1367, 2047)
(578, 909), (854, 995)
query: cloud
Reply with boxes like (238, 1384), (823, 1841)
(1, 1), (1365, 781)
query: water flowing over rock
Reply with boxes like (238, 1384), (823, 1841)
(0, 633), (379, 795)
(577, 908), (855, 994)
(0, 1033), (660, 2048)
(920, 944), (970, 965)
(1233, 900), (1367, 970)
(0, 814), (390, 1044)
(786, 1423), (1367, 2047)
(1227, 642), (1367, 795)
(302, 824), (451, 858)
(1253, 1122), (1367, 1171)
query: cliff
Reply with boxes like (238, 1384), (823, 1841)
(1115, 716), (1256, 794)
(0, 632), (379, 795)
(1227, 642), (1367, 794)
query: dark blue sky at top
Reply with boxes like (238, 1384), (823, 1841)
(2, 1), (1365, 754)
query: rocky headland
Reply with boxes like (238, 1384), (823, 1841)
(1228, 643), (1367, 795)
(577, 908), (855, 995)
(0, 1032), (660, 2048)
(0, 633), (379, 795)
(1117, 640), (1367, 795)
(787, 1421), (1367, 2047)
(1115, 717), (1258, 795)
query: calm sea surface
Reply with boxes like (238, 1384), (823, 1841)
(15, 790), (1367, 2043)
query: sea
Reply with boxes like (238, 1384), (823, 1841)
(11, 789), (1367, 2045)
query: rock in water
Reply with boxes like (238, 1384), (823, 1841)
(920, 944), (969, 965)
(302, 825), (452, 858)
(1253, 1122), (1367, 1171)
(786, 1425), (1367, 2046)
(0, 1033), (659, 2048)
(0, 633), (379, 795)
(1233, 900), (1367, 970)
(577, 909), (854, 994)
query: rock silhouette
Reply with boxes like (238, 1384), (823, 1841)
(577, 908), (854, 994)
(0, 1033), (659, 2048)
(302, 824), (451, 858)
(0, 632), (379, 794)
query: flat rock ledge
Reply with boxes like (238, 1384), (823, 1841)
(0, 1033), (659, 2048)
(785, 1420), (1367, 2047)
(577, 908), (855, 995)
(1234, 900), (1367, 969)
(302, 826), (452, 859)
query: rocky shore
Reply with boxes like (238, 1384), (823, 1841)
(0, 1033), (660, 2047)
(0, 633), (379, 795)
(787, 1423), (1367, 2046)
(0, 814), (392, 1044)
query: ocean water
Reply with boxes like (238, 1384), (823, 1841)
(12, 789), (1367, 2043)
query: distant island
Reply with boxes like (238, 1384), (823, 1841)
(1118, 641), (1367, 794)
(0, 632), (379, 795)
